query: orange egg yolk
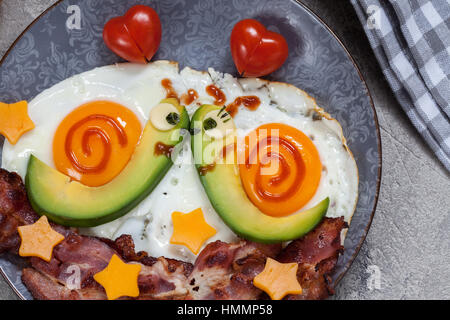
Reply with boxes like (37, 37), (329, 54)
(53, 101), (142, 187)
(239, 123), (322, 217)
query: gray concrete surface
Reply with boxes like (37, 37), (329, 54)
(1, 0), (449, 300)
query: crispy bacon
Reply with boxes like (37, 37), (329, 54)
(186, 217), (346, 301)
(21, 268), (106, 300)
(277, 217), (347, 300)
(25, 233), (193, 300)
(0, 169), (194, 300)
(187, 241), (282, 300)
(100, 235), (193, 278)
(0, 168), (346, 300)
(0, 170), (39, 254)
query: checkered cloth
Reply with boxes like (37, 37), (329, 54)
(351, 0), (450, 172)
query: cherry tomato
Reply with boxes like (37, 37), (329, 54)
(103, 5), (162, 63)
(230, 19), (288, 77)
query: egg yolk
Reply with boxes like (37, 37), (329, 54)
(239, 123), (322, 217)
(53, 101), (142, 187)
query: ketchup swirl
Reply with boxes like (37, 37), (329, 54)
(239, 123), (322, 217)
(65, 115), (128, 174)
(246, 136), (305, 202)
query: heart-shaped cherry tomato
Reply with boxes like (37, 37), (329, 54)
(103, 5), (162, 63)
(230, 19), (288, 77)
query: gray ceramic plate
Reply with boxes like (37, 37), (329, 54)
(0, 0), (381, 300)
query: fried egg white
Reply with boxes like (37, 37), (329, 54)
(1, 61), (358, 263)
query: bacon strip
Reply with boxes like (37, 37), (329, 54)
(25, 233), (193, 300)
(277, 217), (347, 300)
(187, 241), (282, 300)
(0, 170), (192, 300)
(0, 168), (346, 300)
(0, 170), (39, 254)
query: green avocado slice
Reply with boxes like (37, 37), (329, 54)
(190, 104), (329, 243)
(25, 98), (190, 227)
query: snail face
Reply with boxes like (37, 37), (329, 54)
(1, 62), (240, 264)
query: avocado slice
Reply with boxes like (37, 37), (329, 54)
(190, 104), (329, 243)
(26, 98), (189, 227)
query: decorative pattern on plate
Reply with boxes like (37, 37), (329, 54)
(0, 0), (381, 299)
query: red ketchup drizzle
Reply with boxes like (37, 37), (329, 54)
(206, 85), (226, 106)
(181, 89), (199, 105)
(226, 96), (261, 117)
(154, 142), (174, 158)
(161, 78), (179, 99)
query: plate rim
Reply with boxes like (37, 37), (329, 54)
(292, 0), (382, 285)
(0, 0), (382, 299)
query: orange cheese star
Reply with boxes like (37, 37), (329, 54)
(94, 254), (141, 300)
(17, 215), (64, 262)
(170, 208), (217, 255)
(253, 258), (303, 300)
(0, 100), (35, 144)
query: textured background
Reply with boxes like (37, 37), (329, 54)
(0, 0), (449, 300)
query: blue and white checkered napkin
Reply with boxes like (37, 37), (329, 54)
(351, 0), (450, 172)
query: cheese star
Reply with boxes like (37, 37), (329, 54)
(17, 215), (64, 262)
(170, 208), (217, 255)
(253, 258), (303, 300)
(93, 254), (141, 300)
(0, 100), (35, 145)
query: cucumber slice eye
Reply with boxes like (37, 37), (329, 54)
(150, 103), (181, 131)
(203, 109), (234, 139)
